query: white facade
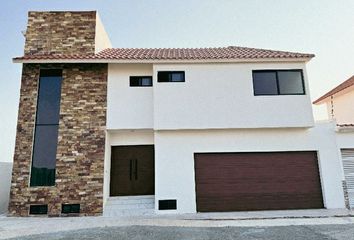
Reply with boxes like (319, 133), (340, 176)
(104, 60), (348, 214)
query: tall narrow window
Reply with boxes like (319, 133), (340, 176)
(30, 69), (62, 187)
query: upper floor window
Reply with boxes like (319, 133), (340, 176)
(130, 76), (153, 87)
(158, 71), (185, 82)
(252, 70), (305, 96)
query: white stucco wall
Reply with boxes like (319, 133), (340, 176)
(153, 62), (314, 130)
(0, 162), (12, 214)
(94, 13), (112, 53)
(107, 64), (154, 130)
(154, 123), (345, 213)
(325, 90), (354, 125)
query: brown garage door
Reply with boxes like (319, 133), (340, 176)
(194, 151), (323, 212)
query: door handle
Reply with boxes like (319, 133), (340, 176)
(129, 159), (133, 181)
(134, 159), (138, 180)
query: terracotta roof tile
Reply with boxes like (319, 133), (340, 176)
(313, 75), (354, 104)
(14, 46), (314, 62)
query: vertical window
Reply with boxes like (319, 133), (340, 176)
(130, 76), (153, 87)
(30, 69), (62, 187)
(252, 70), (305, 95)
(157, 71), (185, 82)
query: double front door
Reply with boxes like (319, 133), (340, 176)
(110, 145), (155, 196)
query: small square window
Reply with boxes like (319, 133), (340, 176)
(29, 205), (48, 215)
(253, 71), (278, 95)
(158, 71), (185, 82)
(130, 76), (153, 87)
(62, 204), (80, 214)
(158, 199), (177, 210)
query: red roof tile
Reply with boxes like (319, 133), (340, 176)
(313, 75), (354, 104)
(13, 46), (314, 62)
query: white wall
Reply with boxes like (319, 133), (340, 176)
(154, 123), (345, 213)
(107, 64), (154, 130)
(0, 162), (12, 214)
(153, 62), (314, 130)
(325, 89), (354, 125)
(94, 13), (112, 53)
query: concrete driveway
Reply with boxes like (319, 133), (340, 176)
(4, 224), (354, 240)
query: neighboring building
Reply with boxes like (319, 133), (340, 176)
(9, 11), (347, 217)
(313, 75), (354, 126)
(314, 76), (354, 209)
(0, 162), (12, 214)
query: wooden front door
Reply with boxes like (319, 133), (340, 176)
(110, 145), (155, 196)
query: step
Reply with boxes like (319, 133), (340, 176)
(106, 195), (155, 205)
(104, 195), (155, 217)
(104, 203), (154, 210)
(103, 208), (155, 217)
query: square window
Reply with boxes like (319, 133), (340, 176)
(62, 204), (80, 214)
(29, 205), (48, 215)
(278, 71), (304, 95)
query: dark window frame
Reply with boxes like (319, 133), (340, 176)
(30, 68), (63, 187)
(252, 69), (305, 96)
(157, 71), (185, 83)
(129, 76), (153, 87)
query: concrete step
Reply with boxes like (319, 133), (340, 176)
(104, 195), (155, 217)
(106, 195), (154, 206)
(103, 208), (155, 217)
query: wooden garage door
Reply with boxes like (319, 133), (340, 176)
(194, 151), (324, 212)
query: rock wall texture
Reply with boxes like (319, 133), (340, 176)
(24, 11), (97, 55)
(8, 63), (107, 216)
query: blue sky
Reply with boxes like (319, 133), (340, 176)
(1, 0), (354, 162)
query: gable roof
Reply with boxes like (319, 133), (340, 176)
(13, 46), (314, 63)
(313, 75), (354, 104)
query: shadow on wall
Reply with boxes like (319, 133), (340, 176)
(0, 162), (12, 214)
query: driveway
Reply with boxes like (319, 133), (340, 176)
(4, 224), (354, 240)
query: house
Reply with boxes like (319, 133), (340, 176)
(8, 10), (347, 217)
(314, 76), (354, 209)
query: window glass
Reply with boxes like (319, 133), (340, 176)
(30, 125), (58, 186)
(170, 72), (184, 82)
(253, 71), (278, 95)
(141, 77), (152, 86)
(278, 71), (304, 94)
(36, 76), (62, 124)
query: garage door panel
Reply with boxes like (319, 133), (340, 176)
(195, 151), (324, 212)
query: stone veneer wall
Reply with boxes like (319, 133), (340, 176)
(8, 63), (107, 217)
(24, 11), (97, 55)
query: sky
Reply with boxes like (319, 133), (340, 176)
(1, 0), (354, 162)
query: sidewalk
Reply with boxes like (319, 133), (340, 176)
(0, 209), (353, 239)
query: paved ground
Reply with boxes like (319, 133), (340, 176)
(1, 210), (354, 239)
(4, 224), (354, 240)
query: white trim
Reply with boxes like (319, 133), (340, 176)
(13, 57), (312, 64)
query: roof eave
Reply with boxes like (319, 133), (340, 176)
(13, 57), (313, 64)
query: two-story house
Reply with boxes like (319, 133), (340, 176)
(9, 11), (347, 217)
